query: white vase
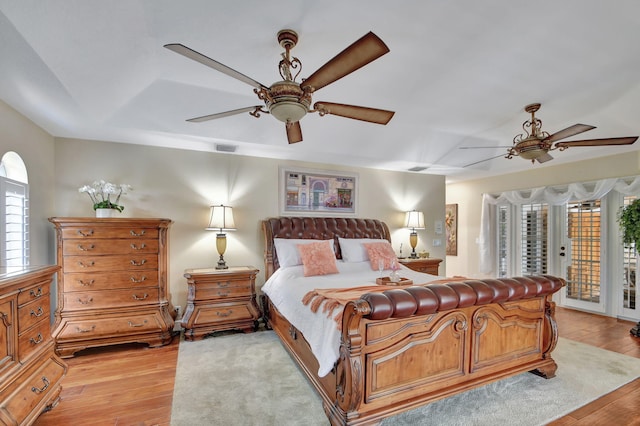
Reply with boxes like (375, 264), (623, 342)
(95, 208), (117, 218)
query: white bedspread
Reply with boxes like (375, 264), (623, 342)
(261, 261), (442, 377)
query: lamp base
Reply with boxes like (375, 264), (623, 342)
(215, 255), (228, 270)
(409, 251), (418, 259)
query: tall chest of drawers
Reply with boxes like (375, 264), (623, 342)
(0, 266), (67, 425)
(49, 217), (175, 358)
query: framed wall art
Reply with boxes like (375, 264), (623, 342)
(279, 167), (358, 216)
(445, 203), (458, 256)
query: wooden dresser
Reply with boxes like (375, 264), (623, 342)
(0, 265), (67, 425)
(182, 266), (260, 340)
(48, 218), (175, 358)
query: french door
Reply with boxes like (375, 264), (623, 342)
(559, 200), (605, 312)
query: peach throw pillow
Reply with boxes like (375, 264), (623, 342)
(297, 241), (339, 277)
(363, 241), (398, 270)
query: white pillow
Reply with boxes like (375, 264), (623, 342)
(338, 237), (390, 262)
(274, 238), (335, 268)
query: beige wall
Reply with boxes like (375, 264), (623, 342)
(0, 100), (56, 266)
(445, 152), (640, 278)
(53, 138), (446, 309)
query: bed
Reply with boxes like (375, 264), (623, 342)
(261, 217), (565, 425)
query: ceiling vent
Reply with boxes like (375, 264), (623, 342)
(215, 144), (237, 153)
(407, 166), (427, 172)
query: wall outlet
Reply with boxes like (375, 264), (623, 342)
(174, 305), (182, 320)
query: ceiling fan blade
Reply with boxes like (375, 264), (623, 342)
(463, 154), (506, 168)
(301, 32), (389, 93)
(536, 152), (554, 163)
(164, 43), (267, 89)
(459, 146), (511, 149)
(286, 121), (303, 144)
(544, 124), (596, 143)
(186, 106), (263, 122)
(555, 136), (638, 148)
(313, 102), (394, 124)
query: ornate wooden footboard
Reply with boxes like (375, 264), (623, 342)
(262, 217), (565, 425)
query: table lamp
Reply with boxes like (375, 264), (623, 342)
(206, 204), (236, 269)
(404, 210), (425, 259)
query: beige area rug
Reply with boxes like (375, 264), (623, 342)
(170, 331), (640, 426)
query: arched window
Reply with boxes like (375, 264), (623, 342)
(0, 152), (29, 266)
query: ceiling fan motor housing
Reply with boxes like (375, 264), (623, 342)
(515, 137), (552, 160)
(265, 81), (311, 123)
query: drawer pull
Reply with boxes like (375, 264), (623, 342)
(30, 307), (44, 318)
(217, 291), (229, 297)
(130, 230), (146, 237)
(216, 310), (233, 318)
(130, 276), (147, 283)
(132, 293), (149, 301)
(78, 261), (95, 268)
(218, 281), (230, 288)
(30, 287), (43, 298)
(130, 243), (146, 250)
(130, 259), (147, 266)
(77, 244), (95, 251)
(78, 279), (95, 286)
(128, 319), (148, 328)
(29, 333), (44, 345)
(31, 376), (50, 395)
(77, 297), (93, 305)
(77, 229), (94, 237)
(76, 325), (96, 333)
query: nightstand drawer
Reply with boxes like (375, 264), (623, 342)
(193, 283), (252, 300)
(191, 303), (258, 324)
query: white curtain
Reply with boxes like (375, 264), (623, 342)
(479, 176), (640, 274)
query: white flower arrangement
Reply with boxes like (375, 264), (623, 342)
(78, 180), (132, 212)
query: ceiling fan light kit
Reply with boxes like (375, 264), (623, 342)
(165, 29), (394, 144)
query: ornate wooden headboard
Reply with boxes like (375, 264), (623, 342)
(262, 217), (391, 280)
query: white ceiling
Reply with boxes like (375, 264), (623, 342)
(1, 1), (639, 183)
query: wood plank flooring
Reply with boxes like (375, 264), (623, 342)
(33, 307), (640, 426)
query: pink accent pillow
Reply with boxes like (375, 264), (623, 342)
(297, 241), (339, 277)
(363, 241), (398, 270)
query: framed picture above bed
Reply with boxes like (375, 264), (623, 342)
(279, 166), (358, 216)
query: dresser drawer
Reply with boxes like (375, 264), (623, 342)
(63, 271), (159, 291)
(56, 313), (165, 339)
(193, 282), (253, 300)
(64, 288), (160, 311)
(19, 320), (51, 362)
(18, 283), (50, 306)
(0, 354), (66, 425)
(192, 303), (258, 324)
(63, 254), (159, 273)
(62, 238), (159, 256)
(18, 294), (50, 331)
(60, 226), (159, 240)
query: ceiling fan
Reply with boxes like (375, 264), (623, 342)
(164, 30), (395, 144)
(461, 103), (638, 166)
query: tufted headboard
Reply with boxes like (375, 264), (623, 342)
(262, 217), (391, 280)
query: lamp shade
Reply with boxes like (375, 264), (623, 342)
(206, 205), (236, 231)
(404, 210), (425, 230)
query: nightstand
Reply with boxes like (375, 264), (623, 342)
(399, 258), (442, 275)
(182, 266), (260, 341)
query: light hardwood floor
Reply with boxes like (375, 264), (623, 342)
(33, 307), (640, 426)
